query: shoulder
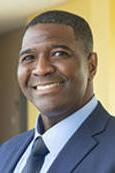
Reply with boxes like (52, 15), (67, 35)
(0, 130), (34, 171)
(0, 129), (34, 154)
(86, 101), (115, 140)
(93, 102), (115, 140)
(106, 114), (115, 131)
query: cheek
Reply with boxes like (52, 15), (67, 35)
(56, 60), (77, 79)
(17, 66), (28, 89)
(65, 62), (89, 92)
(56, 59), (89, 84)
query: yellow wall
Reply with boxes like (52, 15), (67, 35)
(109, 0), (115, 114)
(28, 0), (115, 129)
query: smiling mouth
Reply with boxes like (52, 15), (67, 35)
(33, 81), (64, 91)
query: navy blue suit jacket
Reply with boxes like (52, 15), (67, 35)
(0, 102), (115, 173)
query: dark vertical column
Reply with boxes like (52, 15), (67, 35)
(0, 27), (27, 143)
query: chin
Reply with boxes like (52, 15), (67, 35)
(38, 105), (60, 117)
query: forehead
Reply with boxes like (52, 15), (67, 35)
(22, 23), (77, 49)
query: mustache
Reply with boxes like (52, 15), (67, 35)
(28, 73), (68, 86)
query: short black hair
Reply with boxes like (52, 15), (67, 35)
(25, 10), (93, 54)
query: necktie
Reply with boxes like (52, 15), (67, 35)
(22, 137), (49, 173)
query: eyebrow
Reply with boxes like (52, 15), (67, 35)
(19, 49), (34, 57)
(51, 44), (72, 52)
(19, 44), (72, 57)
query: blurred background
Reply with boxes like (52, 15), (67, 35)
(0, 0), (115, 143)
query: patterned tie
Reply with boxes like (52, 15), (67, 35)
(22, 137), (49, 173)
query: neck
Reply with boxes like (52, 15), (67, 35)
(40, 94), (95, 131)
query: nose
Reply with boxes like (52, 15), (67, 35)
(32, 56), (55, 76)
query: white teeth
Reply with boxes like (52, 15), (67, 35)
(36, 83), (59, 90)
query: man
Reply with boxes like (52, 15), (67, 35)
(0, 10), (115, 173)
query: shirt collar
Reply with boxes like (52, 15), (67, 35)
(34, 96), (98, 157)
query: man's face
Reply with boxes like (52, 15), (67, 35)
(18, 23), (96, 118)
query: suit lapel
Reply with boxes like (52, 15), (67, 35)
(48, 103), (110, 173)
(48, 124), (97, 173)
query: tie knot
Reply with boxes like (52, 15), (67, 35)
(32, 137), (49, 157)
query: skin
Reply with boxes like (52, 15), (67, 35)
(17, 23), (97, 131)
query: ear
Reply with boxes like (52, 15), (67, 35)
(88, 52), (98, 81)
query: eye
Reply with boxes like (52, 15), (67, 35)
(20, 54), (35, 63)
(51, 50), (70, 58)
